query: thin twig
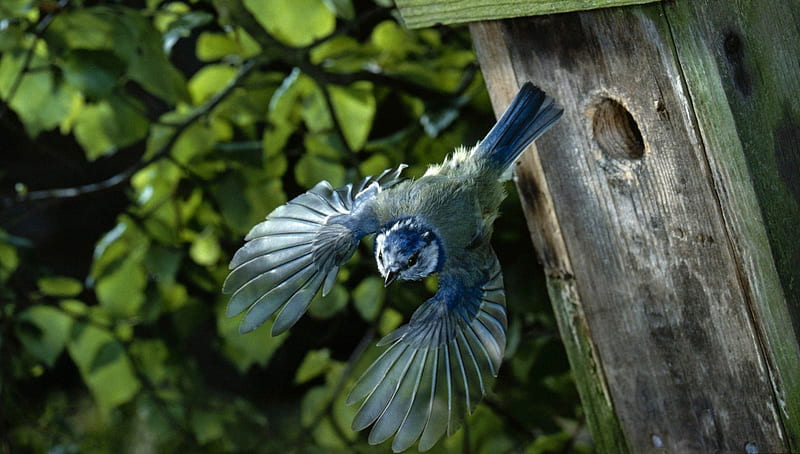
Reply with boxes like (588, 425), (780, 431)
(2, 59), (258, 208)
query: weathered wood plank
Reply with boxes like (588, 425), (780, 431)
(472, 4), (793, 452)
(470, 20), (629, 454)
(395, 0), (660, 29)
(662, 3), (800, 448)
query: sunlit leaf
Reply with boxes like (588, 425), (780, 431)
(38, 276), (83, 297)
(328, 81), (375, 150)
(188, 64), (236, 105)
(197, 29), (261, 61)
(295, 348), (331, 384)
(67, 323), (141, 410)
(358, 153), (391, 178)
(353, 276), (383, 322)
(0, 53), (74, 136)
(189, 227), (221, 266)
(74, 94), (149, 160)
(16, 306), (73, 367)
(378, 307), (403, 337)
(309, 35), (367, 73)
(294, 153), (346, 189)
(312, 417), (347, 448)
(243, 0), (335, 47)
(371, 20), (421, 59)
(95, 253), (147, 319)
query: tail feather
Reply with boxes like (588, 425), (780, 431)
(475, 82), (563, 173)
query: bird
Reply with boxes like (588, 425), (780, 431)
(222, 82), (563, 452)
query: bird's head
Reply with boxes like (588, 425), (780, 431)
(374, 217), (444, 286)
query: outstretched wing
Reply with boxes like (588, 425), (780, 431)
(347, 254), (507, 452)
(223, 166), (406, 335)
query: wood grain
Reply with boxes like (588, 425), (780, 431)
(470, 3), (797, 452)
(471, 19), (629, 453)
(662, 4), (800, 448)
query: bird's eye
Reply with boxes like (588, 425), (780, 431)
(407, 252), (419, 267)
(378, 251), (383, 261)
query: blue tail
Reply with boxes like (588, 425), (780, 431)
(475, 82), (563, 172)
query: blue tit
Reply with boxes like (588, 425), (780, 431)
(223, 82), (562, 452)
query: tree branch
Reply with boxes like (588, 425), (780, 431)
(2, 59), (258, 208)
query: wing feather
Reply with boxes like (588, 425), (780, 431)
(349, 253), (507, 452)
(223, 167), (406, 334)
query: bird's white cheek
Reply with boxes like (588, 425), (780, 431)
(374, 236), (387, 276)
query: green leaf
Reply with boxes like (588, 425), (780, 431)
(328, 82), (375, 150)
(0, 240), (19, 281)
(295, 154), (346, 189)
(243, 0), (335, 47)
(16, 306), (73, 367)
(331, 389), (358, 442)
(0, 53), (74, 136)
(312, 417), (347, 448)
(359, 153), (391, 177)
(74, 94), (149, 160)
(214, 172), (259, 233)
(129, 339), (169, 384)
(191, 410), (225, 445)
(46, 6), (189, 103)
(300, 386), (331, 426)
(295, 348), (331, 384)
(308, 284), (348, 319)
(61, 49), (125, 99)
(217, 304), (287, 373)
(44, 7), (120, 53)
(309, 36), (367, 73)
(196, 30), (261, 61)
(60, 299), (89, 317)
(378, 308), (403, 337)
(371, 20), (421, 60)
(171, 122), (217, 165)
(67, 323), (140, 410)
(0, 0), (35, 18)
(304, 132), (347, 160)
(189, 227), (221, 266)
(143, 245), (182, 285)
(38, 276), (83, 297)
(90, 340), (124, 373)
(188, 64), (236, 105)
(353, 276), (384, 322)
(163, 11), (213, 54)
(114, 11), (189, 103)
(94, 253), (147, 318)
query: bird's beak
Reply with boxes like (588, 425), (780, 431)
(384, 270), (399, 287)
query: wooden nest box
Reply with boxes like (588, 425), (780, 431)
(394, 0), (800, 452)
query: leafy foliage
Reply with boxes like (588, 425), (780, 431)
(0, 0), (590, 453)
